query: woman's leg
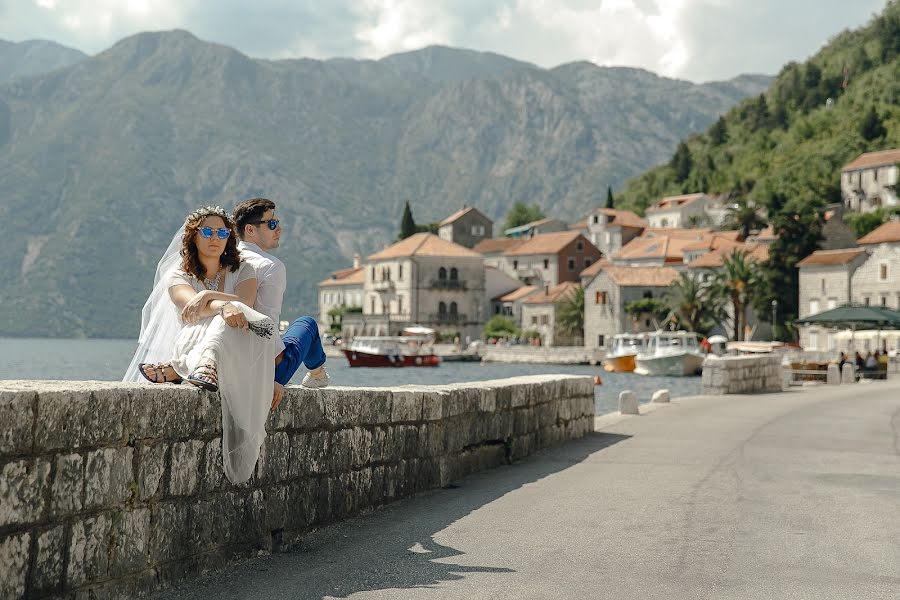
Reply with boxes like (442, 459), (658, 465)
(274, 316), (327, 385)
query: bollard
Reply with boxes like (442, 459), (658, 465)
(619, 390), (639, 415)
(826, 363), (840, 385)
(651, 389), (670, 403)
(841, 363), (855, 384)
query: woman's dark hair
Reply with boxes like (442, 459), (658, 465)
(181, 207), (241, 280)
(233, 198), (276, 239)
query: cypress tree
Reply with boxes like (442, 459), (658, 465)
(670, 141), (693, 183)
(860, 106), (887, 141)
(399, 201), (417, 240)
(709, 116), (727, 146)
(606, 186), (614, 209)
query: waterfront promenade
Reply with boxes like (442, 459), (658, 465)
(155, 380), (900, 600)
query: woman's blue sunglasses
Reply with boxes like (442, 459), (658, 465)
(199, 226), (231, 240)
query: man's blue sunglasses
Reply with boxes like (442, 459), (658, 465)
(248, 219), (280, 231)
(199, 226), (231, 240)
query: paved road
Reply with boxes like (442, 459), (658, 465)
(156, 381), (900, 600)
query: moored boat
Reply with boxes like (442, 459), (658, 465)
(342, 334), (440, 368)
(635, 331), (704, 376)
(602, 333), (646, 372)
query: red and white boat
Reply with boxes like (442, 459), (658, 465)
(342, 333), (440, 368)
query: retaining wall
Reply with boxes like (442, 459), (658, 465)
(0, 376), (594, 600)
(701, 354), (785, 395)
(480, 346), (604, 365)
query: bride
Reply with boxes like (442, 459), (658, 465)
(124, 205), (279, 484)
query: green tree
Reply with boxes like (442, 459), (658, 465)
(482, 315), (521, 340)
(503, 201), (545, 232)
(556, 287), (585, 339)
(624, 298), (670, 328)
(399, 201), (417, 240)
(709, 116), (728, 146)
(664, 272), (723, 334)
(715, 251), (760, 341)
(606, 186), (615, 209)
(723, 197), (767, 239)
(670, 141), (693, 183)
(860, 106), (887, 141)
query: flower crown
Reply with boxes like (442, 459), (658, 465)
(186, 205), (229, 224)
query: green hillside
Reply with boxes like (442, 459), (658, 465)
(618, 1), (900, 213)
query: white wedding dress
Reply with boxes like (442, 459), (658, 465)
(124, 229), (279, 484)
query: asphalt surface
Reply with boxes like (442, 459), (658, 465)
(154, 381), (900, 599)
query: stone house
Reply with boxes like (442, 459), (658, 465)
(437, 206), (493, 249)
(341, 233), (486, 340)
(484, 266), (525, 324)
(841, 149), (900, 213)
(797, 248), (869, 351)
(585, 208), (647, 257)
(583, 266), (679, 349)
(611, 228), (715, 267)
(644, 193), (711, 228)
(491, 285), (539, 325)
(853, 221), (900, 309)
(520, 281), (582, 346)
(504, 217), (568, 238)
(502, 231), (602, 287)
(317, 260), (365, 333)
(472, 238), (524, 270)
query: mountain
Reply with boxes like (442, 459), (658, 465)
(617, 1), (900, 214)
(0, 30), (771, 337)
(0, 39), (86, 82)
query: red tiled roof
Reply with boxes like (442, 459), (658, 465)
(472, 238), (525, 254)
(857, 221), (900, 245)
(842, 149), (900, 171)
(579, 258), (611, 278)
(614, 232), (713, 263)
(367, 233), (482, 260)
(646, 193), (707, 213)
(439, 206), (490, 226)
(797, 248), (868, 267)
(603, 266), (680, 287)
(318, 267), (365, 287)
(688, 243), (770, 268)
(495, 285), (539, 302)
(522, 281), (581, 304)
(596, 208), (648, 229)
(504, 231), (588, 256)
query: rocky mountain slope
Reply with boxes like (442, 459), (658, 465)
(0, 38), (86, 82)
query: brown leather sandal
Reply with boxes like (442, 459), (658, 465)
(187, 363), (219, 392)
(138, 363), (183, 384)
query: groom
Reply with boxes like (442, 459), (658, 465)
(232, 198), (330, 409)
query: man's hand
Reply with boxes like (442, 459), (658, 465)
(221, 302), (249, 329)
(271, 382), (284, 411)
(181, 290), (209, 324)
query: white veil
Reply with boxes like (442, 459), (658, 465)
(123, 226), (185, 382)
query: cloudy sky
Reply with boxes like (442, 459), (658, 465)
(0, 0), (890, 81)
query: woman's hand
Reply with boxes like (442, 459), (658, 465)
(220, 302), (249, 330)
(181, 290), (209, 324)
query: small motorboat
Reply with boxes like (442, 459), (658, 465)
(342, 334), (440, 367)
(602, 333), (646, 372)
(635, 331), (704, 376)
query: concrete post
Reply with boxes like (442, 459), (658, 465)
(826, 363), (840, 385)
(841, 363), (855, 384)
(619, 390), (639, 415)
(651, 389), (670, 403)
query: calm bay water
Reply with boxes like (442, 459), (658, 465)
(0, 337), (701, 415)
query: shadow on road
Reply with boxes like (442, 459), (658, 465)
(156, 432), (629, 600)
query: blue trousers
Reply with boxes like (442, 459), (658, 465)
(274, 316), (327, 385)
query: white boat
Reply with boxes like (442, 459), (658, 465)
(602, 333), (647, 373)
(635, 331), (705, 377)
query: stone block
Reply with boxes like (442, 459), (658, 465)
(509, 433), (535, 461)
(513, 408), (532, 435)
(350, 427), (374, 468)
(827, 363), (840, 385)
(359, 390), (393, 425)
(391, 390), (422, 422)
(33, 389), (92, 451)
(536, 402), (557, 429)
(443, 419), (469, 454)
(291, 390), (326, 429)
(258, 432), (290, 483)
(199, 440), (223, 492)
(68, 513), (112, 586)
(84, 448), (134, 510)
(51, 453), (84, 517)
(369, 427), (386, 464)
(109, 509), (151, 577)
(619, 390), (638, 415)
(320, 389), (362, 426)
(509, 383), (537, 408)
(651, 389), (670, 403)
(306, 431), (330, 474)
(168, 441), (203, 496)
(0, 532), (30, 599)
(475, 387), (497, 413)
(288, 433), (309, 478)
(442, 388), (476, 418)
(841, 363), (855, 384)
(150, 502), (191, 563)
(0, 458), (51, 527)
(562, 376), (594, 399)
(127, 386), (200, 441)
(492, 386), (512, 411)
(85, 387), (130, 445)
(136, 443), (167, 500)
(421, 390), (448, 421)
(0, 390), (36, 457)
(330, 429), (353, 473)
(32, 526), (65, 595)
(195, 391), (222, 434)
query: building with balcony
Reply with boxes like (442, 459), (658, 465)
(341, 233), (486, 340)
(437, 206), (493, 249)
(501, 231), (602, 287)
(841, 149), (900, 213)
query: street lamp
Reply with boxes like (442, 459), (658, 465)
(771, 299), (778, 341)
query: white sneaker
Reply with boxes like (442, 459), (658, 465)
(301, 368), (330, 389)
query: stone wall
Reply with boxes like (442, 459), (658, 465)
(0, 376), (593, 600)
(480, 346), (604, 365)
(701, 354), (784, 395)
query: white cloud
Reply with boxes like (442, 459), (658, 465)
(2, 0), (892, 81)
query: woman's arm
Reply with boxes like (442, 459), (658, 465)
(205, 278), (258, 330)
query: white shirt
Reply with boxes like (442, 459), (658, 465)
(239, 241), (287, 351)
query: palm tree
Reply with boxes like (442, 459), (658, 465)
(723, 197), (766, 239)
(556, 286), (585, 342)
(715, 251), (759, 341)
(664, 272), (722, 334)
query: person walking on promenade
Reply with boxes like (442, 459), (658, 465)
(232, 198), (330, 410)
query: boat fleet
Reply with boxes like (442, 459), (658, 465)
(603, 331), (705, 376)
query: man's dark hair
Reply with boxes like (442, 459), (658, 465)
(233, 198), (276, 239)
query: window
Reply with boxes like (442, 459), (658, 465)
(531, 316), (538, 325)
(438, 301), (447, 315)
(827, 298), (837, 310)
(809, 300), (819, 315)
(494, 305), (501, 314)
(598, 335), (605, 347)
(371, 267), (375, 280)
(567, 257), (576, 271)
(821, 278), (825, 294)
(864, 297), (871, 306)
(827, 333), (835, 351)
(449, 302), (458, 315)
(605, 232), (611, 245)
(595, 291), (608, 305)
(398, 265), (403, 280)
(513, 260), (519, 269)
(882, 295), (887, 306)
(540, 315), (549, 326)
(576, 240), (584, 251)
(438, 267), (447, 280)
(593, 215), (599, 224)
(450, 267), (458, 280)
(643, 291), (653, 299)
(808, 331), (818, 350)
(471, 225), (484, 236)
(397, 296), (403, 314)
(584, 258), (592, 268)
(880, 263), (888, 281)
(370, 298), (375, 313)
(543, 259), (549, 269)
